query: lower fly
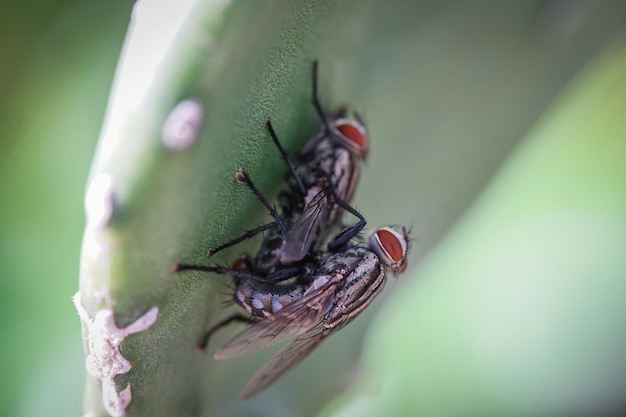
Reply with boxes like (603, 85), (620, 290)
(175, 225), (410, 399)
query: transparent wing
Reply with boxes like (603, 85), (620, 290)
(238, 325), (330, 399)
(214, 275), (339, 360)
(279, 188), (328, 263)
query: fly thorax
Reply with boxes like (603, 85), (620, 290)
(341, 251), (379, 289)
(324, 249), (385, 327)
(300, 136), (333, 165)
(318, 249), (363, 276)
(330, 148), (359, 205)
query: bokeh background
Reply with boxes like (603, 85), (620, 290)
(0, 2), (134, 416)
(1, 1), (625, 416)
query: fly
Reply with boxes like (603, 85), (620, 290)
(275, 59), (370, 262)
(207, 61), (370, 275)
(176, 225), (410, 399)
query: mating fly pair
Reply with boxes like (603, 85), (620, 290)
(176, 61), (411, 399)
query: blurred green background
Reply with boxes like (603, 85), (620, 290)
(0, 2), (134, 416)
(1, 1), (625, 416)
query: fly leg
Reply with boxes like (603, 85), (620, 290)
(299, 60), (332, 157)
(207, 168), (287, 257)
(174, 262), (304, 284)
(174, 262), (267, 280)
(324, 174), (367, 252)
(311, 60), (331, 135)
(265, 265), (306, 283)
(235, 168), (288, 238)
(207, 221), (276, 257)
(198, 314), (253, 350)
(265, 119), (306, 196)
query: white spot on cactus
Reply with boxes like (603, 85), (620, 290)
(162, 99), (204, 150)
(74, 291), (158, 417)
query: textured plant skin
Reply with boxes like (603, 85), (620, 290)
(76, 0), (626, 416)
(77, 1), (338, 416)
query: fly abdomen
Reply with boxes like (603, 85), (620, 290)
(236, 279), (307, 318)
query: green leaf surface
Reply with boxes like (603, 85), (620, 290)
(79, 1), (337, 416)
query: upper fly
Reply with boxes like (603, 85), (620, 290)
(209, 61), (370, 276)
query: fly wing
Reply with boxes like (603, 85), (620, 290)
(214, 275), (339, 360)
(279, 188), (328, 263)
(238, 325), (330, 400)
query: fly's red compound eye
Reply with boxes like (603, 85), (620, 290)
(333, 119), (369, 158)
(337, 122), (367, 147)
(369, 226), (409, 272)
(376, 228), (404, 263)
